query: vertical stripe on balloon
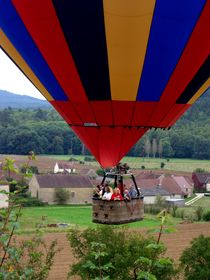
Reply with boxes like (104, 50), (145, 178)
(103, 0), (155, 101)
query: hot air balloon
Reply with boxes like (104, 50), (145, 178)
(0, 0), (209, 224)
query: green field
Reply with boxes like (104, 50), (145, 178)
(180, 196), (210, 215)
(43, 155), (210, 173)
(18, 205), (161, 233)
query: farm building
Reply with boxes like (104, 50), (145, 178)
(141, 186), (171, 204)
(192, 172), (210, 191)
(29, 174), (93, 204)
(136, 173), (193, 200)
(54, 162), (75, 174)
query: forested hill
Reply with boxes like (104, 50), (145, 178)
(0, 90), (50, 109)
(0, 89), (209, 159)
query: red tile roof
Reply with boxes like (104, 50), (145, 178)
(35, 174), (93, 188)
(136, 175), (184, 195)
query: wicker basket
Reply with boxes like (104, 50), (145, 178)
(92, 197), (144, 224)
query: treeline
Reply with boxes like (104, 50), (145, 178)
(0, 90), (210, 159)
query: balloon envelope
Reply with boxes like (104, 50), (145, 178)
(0, 0), (209, 167)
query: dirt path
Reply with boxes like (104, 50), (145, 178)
(41, 223), (210, 280)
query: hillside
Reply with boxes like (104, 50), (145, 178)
(0, 90), (50, 109)
(0, 88), (209, 159)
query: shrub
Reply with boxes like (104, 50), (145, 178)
(20, 165), (39, 174)
(195, 206), (203, 221)
(21, 197), (47, 207)
(180, 235), (210, 280)
(68, 157), (78, 162)
(67, 226), (178, 280)
(160, 162), (165, 169)
(141, 165), (145, 169)
(54, 188), (70, 204)
(170, 205), (178, 218)
(193, 168), (207, 173)
(155, 195), (166, 208)
(203, 210), (210, 221)
(0, 233), (59, 280)
(176, 209), (185, 219)
(84, 156), (96, 162)
(96, 168), (105, 176)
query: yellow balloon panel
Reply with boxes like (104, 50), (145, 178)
(188, 78), (210, 104)
(103, 0), (156, 101)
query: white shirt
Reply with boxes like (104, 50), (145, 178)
(102, 192), (112, 200)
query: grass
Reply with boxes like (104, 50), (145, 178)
(18, 205), (161, 233)
(188, 196), (210, 209)
(41, 155), (210, 173)
(178, 196), (210, 218)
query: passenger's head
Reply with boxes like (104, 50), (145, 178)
(105, 186), (111, 193)
(114, 187), (120, 194)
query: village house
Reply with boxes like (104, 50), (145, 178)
(136, 172), (193, 204)
(54, 162), (75, 174)
(192, 172), (210, 191)
(29, 174), (93, 204)
(141, 186), (171, 204)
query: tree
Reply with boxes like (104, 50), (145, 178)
(157, 139), (163, 158)
(180, 235), (210, 280)
(67, 226), (177, 280)
(162, 140), (174, 158)
(152, 139), (157, 158)
(2, 157), (18, 179)
(51, 136), (64, 155)
(145, 138), (151, 158)
(54, 188), (70, 204)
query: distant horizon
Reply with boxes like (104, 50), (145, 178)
(0, 49), (45, 100)
(0, 89), (46, 100)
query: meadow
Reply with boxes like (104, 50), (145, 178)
(44, 155), (210, 173)
(18, 205), (161, 233)
(178, 196), (210, 218)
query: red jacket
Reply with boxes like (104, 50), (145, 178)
(111, 193), (123, 201)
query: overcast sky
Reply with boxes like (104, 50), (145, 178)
(0, 49), (45, 100)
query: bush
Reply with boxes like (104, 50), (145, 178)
(193, 168), (207, 173)
(96, 168), (105, 176)
(160, 162), (165, 169)
(203, 210), (210, 221)
(141, 165), (145, 169)
(0, 233), (59, 279)
(54, 188), (70, 204)
(21, 197), (47, 207)
(170, 205), (178, 218)
(84, 156), (96, 162)
(195, 206), (203, 221)
(68, 157), (78, 162)
(176, 209), (185, 219)
(67, 226), (178, 280)
(144, 205), (163, 215)
(180, 235), (210, 280)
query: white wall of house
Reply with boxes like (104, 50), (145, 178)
(54, 163), (63, 173)
(29, 175), (39, 198)
(54, 163), (73, 174)
(206, 182), (210, 192)
(0, 185), (9, 208)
